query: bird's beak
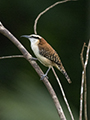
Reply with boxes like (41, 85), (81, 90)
(21, 35), (30, 38)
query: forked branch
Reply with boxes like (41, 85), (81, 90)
(79, 40), (90, 120)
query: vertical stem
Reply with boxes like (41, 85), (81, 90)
(79, 70), (84, 120)
(84, 71), (88, 120)
(80, 40), (90, 120)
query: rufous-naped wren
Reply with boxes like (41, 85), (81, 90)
(21, 34), (71, 83)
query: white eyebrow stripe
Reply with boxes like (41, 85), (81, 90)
(30, 34), (42, 39)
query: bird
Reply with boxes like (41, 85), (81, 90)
(21, 34), (71, 83)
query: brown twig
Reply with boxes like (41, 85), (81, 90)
(0, 22), (66, 120)
(52, 67), (74, 120)
(34, 0), (71, 34)
(79, 40), (90, 120)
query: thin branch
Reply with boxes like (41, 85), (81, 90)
(84, 40), (90, 68)
(79, 70), (84, 120)
(79, 40), (90, 120)
(80, 43), (86, 67)
(34, 0), (72, 34)
(0, 55), (24, 59)
(0, 22), (66, 120)
(79, 43), (86, 120)
(52, 67), (74, 120)
(84, 71), (87, 120)
(83, 40), (90, 120)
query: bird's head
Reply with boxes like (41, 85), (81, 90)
(21, 34), (42, 44)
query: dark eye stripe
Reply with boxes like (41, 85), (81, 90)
(30, 36), (40, 40)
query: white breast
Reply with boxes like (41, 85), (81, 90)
(29, 38), (52, 67)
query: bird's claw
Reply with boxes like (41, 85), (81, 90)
(40, 74), (48, 80)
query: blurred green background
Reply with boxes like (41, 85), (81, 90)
(0, 0), (89, 120)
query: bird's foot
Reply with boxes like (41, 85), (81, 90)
(29, 57), (38, 61)
(40, 67), (51, 80)
(40, 74), (48, 80)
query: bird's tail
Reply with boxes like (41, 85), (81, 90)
(56, 64), (71, 83)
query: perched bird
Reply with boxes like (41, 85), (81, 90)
(21, 34), (71, 83)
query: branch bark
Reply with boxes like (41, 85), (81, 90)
(0, 55), (24, 59)
(0, 22), (66, 120)
(79, 41), (90, 120)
